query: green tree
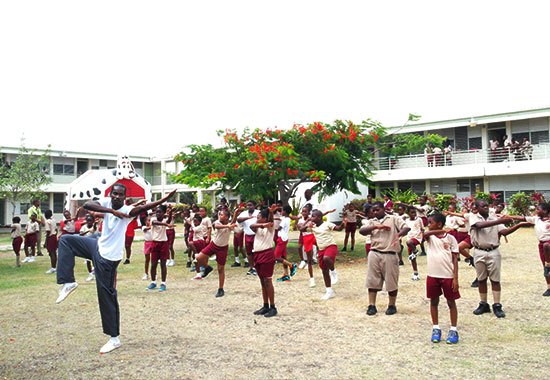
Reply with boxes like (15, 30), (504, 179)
(0, 140), (52, 217)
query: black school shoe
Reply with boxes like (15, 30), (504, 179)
(398, 260), (404, 266)
(492, 303), (506, 318)
(366, 305), (377, 316)
(542, 289), (550, 297)
(231, 262), (241, 267)
(202, 265), (213, 278)
(385, 305), (397, 315)
(264, 307), (278, 318)
(215, 288), (224, 298)
(123, 259), (130, 265)
(544, 266), (550, 278)
(473, 301), (491, 315)
(253, 306), (269, 315)
(471, 278), (479, 288)
(244, 262), (250, 268)
(186, 261), (191, 268)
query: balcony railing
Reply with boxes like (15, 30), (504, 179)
(373, 143), (550, 171)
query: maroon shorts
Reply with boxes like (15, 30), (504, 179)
(303, 234), (316, 252)
(318, 244), (338, 270)
(421, 217), (428, 227)
(46, 235), (58, 254)
(426, 275), (460, 300)
(461, 235), (471, 247)
(245, 234), (255, 255)
(233, 232), (244, 248)
(150, 240), (169, 261)
(12, 236), (23, 254)
(125, 235), (134, 247)
(455, 231), (469, 244)
(538, 241), (550, 264)
(274, 238), (288, 258)
(253, 248), (275, 278)
(24, 234), (37, 248)
(345, 222), (357, 233)
(407, 238), (421, 254)
(166, 229), (175, 246)
(365, 243), (371, 256)
(201, 241), (228, 266)
(192, 239), (207, 253)
(144, 241), (152, 255)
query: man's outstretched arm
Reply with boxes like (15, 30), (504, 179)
(129, 190), (177, 217)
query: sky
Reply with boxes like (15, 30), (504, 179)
(1, 1), (549, 158)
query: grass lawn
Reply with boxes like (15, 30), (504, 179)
(0, 228), (549, 380)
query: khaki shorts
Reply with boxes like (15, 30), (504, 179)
(473, 248), (502, 282)
(366, 251), (400, 292)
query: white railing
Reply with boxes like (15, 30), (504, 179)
(373, 143), (550, 170)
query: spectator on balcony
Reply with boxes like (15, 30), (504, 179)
(511, 138), (522, 161)
(521, 138), (533, 160)
(433, 145), (443, 166)
(502, 135), (513, 161)
(489, 137), (499, 162)
(444, 143), (453, 166)
(424, 144), (434, 167)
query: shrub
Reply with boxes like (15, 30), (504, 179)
(507, 192), (532, 216)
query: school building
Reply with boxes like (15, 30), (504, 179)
(2, 107), (550, 225)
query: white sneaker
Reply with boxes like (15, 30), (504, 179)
(142, 274), (149, 281)
(322, 289), (335, 300)
(56, 282), (78, 304)
(298, 260), (307, 269)
(100, 339), (121, 354)
(45, 268), (56, 274)
(309, 278), (316, 288)
(411, 274), (420, 281)
(86, 273), (95, 282)
(209, 255), (217, 261)
(166, 260), (173, 267)
(192, 274), (203, 280)
(28, 256), (35, 263)
(331, 270), (338, 285)
(22, 257), (30, 263)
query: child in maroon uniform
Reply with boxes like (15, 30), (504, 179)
(342, 203), (360, 251)
(44, 210), (58, 274)
(24, 213), (39, 262)
(405, 207), (424, 281)
(147, 206), (175, 291)
(250, 205), (278, 317)
(1, 217), (23, 267)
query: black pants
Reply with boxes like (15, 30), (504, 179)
(57, 234), (120, 337)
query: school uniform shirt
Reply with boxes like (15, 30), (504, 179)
(26, 221), (39, 235)
(415, 205), (431, 219)
(406, 218), (424, 241)
(309, 222), (337, 251)
(97, 198), (135, 261)
(242, 210), (259, 236)
(62, 220), (76, 234)
(233, 223), (243, 234)
(468, 213), (505, 249)
(142, 226), (153, 242)
(80, 224), (95, 237)
(364, 215), (407, 253)
(426, 233), (459, 279)
(525, 216), (550, 242)
(297, 217), (313, 236)
(278, 216), (291, 242)
(273, 212), (282, 231)
(253, 226), (275, 252)
(45, 218), (57, 235)
(192, 224), (208, 241)
(212, 221), (232, 247)
(344, 210), (358, 223)
(10, 223), (22, 238)
(151, 217), (168, 242)
(445, 215), (464, 230)
(361, 219), (371, 245)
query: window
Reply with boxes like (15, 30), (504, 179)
(20, 202), (31, 215)
(531, 130), (549, 144)
(133, 161), (143, 169)
(455, 127), (468, 150)
(54, 193), (65, 213)
(99, 159), (107, 167)
(53, 163), (75, 175)
(40, 195), (50, 213)
(63, 165), (74, 175)
(468, 137), (482, 150)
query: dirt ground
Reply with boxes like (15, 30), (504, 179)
(1, 228), (549, 380)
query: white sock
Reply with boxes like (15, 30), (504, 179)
(331, 269), (337, 274)
(235, 257), (241, 264)
(161, 282), (166, 285)
(433, 324), (440, 330)
(151, 281), (157, 285)
(244, 258), (249, 263)
(450, 326), (457, 331)
(110, 336), (120, 344)
(326, 287), (333, 292)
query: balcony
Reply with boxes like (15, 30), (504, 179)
(371, 143), (550, 181)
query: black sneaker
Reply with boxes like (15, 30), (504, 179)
(244, 262), (250, 268)
(492, 303), (506, 318)
(542, 289), (550, 297)
(253, 306), (269, 315)
(186, 261), (191, 268)
(385, 305), (397, 315)
(215, 288), (225, 298)
(471, 278), (479, 288)
(37, 252), (44, 256)
(264, 307), (278, 318)
(473, 301), (491, 315)
(247, 268), (257, 276)
(342, 247), (347, 252)
(366, 305), (377, 316)
(350, 247), (354, 252)
(123, 259), (130, 265)
(544, 266), (550, 278)
(231, 262), (241, 267)
(202, 265), (213, 278)
(398, 260), (404, 266)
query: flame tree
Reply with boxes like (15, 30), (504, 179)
(173, 120), (387, 205)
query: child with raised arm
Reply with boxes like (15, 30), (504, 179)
(300, 209), (347, 300)
(23, 213), (40, 263)
(342, 203), (361, 252)
(188, 214), (208, 271)
(360, 201), (410, 316)
(274, 205), (297, 282)
(423, 213), (460, 344)
(2, 217), (23, 267)
(231, 204), (247, 267)
(146, 205), (176, 291)
(237, 200), (260, 276)
(250, 205), (278, 317)
(79, 214), (97, 282)
(60, 210), (77, 236)
(405, 206), (424, 281)
(44, 210), (58, 274)
(192, 208), (239, 297)
(296, 207), (317, 287)
(141, 214), (152, 281)
(469, 199), (528, 318)
(165, 206), (177, 267)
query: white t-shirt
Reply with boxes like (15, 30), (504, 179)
(406, 218), (424, 241)
(242, 210), (259, 236)
(142, 226), (153, 242)
(426, 233), (459, 279)
(97, 199), (134, 261)
(45, 218), (57, 235)
(526, 216), (550, 242)
(278, 216), (291, 242)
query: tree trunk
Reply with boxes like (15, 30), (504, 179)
(278, 179), (307, 206)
